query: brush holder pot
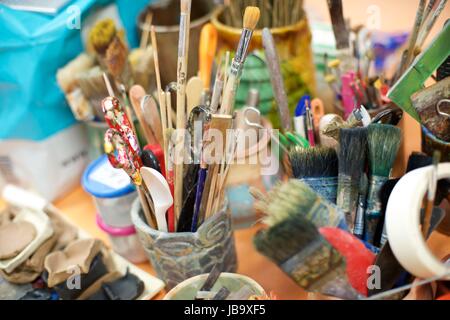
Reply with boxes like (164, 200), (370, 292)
(421, 125), (450, 162)
(212, 7), (316, 126)
(163, 272), (265, 300)
(131, 198), (237, 289)
(137, 0), (214, 88)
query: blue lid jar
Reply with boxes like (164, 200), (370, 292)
(82, 155), (135, 198)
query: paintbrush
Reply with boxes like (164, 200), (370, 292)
(194, 114), (233, 229)
(326, 0), (353, 73)
(288, 146), (339, 204)
(76, 66), (112, 119)
(210, 66), (224, 113)
(149, 26), (167, 150)
(88, 18), (132, 89)
(173, 0), (192, 223)
(221, 6), (260, 115)
(262, 27), (292, 132)
(353, 174), (368, 239)
(336, 127), (368, 233)
(365, 124), (401, 244)
(254, 202), (362, 299)
(255, 179), (347, 230)
(319, 227), (376, 296)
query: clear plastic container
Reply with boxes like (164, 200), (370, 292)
(82, 155), (136, 228)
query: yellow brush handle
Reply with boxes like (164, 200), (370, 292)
(199, 23), (218, 90)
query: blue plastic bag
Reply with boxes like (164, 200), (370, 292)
(0, 0), (149, 140)
(0, 0), (149, 200)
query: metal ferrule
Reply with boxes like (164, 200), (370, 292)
(230, 28), (253, 75)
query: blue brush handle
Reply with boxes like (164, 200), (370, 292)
(191, 167), (207, 232)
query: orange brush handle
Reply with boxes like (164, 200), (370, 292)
(199, 23), (218, 90)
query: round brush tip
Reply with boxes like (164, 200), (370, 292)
(243, 6), (260, 30)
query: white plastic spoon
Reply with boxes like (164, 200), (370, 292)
(140, 167), (173, 232)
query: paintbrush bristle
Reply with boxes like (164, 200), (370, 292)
(254, 214), (322, 264)
(289, 146), (338, 178)
(243, 6), (260, 30)
(338, 127), (367, 177)
(256, 179), (344, 228)
(367, 124), (401, 177)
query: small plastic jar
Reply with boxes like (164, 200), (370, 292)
(82, 155), (136, 228)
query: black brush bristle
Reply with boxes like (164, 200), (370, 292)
(289, 146), (338, 178)
(338, 127), (368, 177)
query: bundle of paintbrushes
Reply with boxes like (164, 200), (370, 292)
(253, 179), (375, 299)
(221, 0), (304, 29)
(103, 2), (262, 234)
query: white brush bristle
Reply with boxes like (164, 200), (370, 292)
(243, 6), (260, 30)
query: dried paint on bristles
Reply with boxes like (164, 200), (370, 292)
(243, 6), (260, 30)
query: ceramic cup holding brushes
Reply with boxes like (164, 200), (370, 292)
(131, 198), (237, 290)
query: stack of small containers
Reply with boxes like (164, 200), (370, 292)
(82, 155), (147, 263)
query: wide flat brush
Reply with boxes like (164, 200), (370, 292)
(365, 124), (401, 244)
(255, 179), (346, 230)
(254, 212), (362, 299)
(289, 146), (338, 203)
(336, 127), (368, 233)
(129, 85), (158, 145)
